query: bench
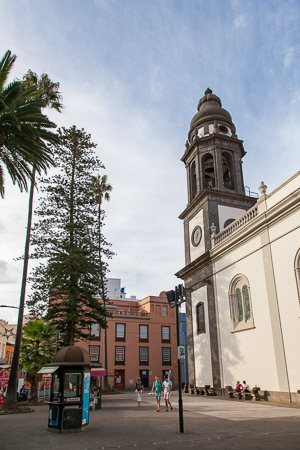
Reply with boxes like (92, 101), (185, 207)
(225, 386), (258, 400)
(195, 385), (216, 396)
(252, 387), (261, 401)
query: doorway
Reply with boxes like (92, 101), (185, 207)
(139, 370), (149, 388)
(114, 370), (125, 389)
(162, 369), (169, 381)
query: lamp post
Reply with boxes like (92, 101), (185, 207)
(166, 284), (190, 434)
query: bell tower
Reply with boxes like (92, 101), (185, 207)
(180, 88), (256, 266)
(176, 89), (257, 390)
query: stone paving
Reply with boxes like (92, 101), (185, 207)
(1, 392), (300, 449)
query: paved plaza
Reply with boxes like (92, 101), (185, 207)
(1, 392), (300, 449)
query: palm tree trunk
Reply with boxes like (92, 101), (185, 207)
(98, 202), (109, 389)
(3, 170), (35, 410)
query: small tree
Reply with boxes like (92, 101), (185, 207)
(28, 126), (112, 345)
(19, 319), (58, 402)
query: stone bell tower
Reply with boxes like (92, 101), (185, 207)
(176, 89), (257, 389)
(180, 88), (256, 266)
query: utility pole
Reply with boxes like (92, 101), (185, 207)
(166, 284), (190, 434)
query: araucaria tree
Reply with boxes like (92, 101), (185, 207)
(28, 126), (112, 345)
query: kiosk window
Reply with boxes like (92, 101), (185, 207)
(63, 372), (82, 401)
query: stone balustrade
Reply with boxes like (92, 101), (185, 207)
(211, 205), (258, 247)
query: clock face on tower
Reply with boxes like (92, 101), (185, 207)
(191, 225), (202, 247)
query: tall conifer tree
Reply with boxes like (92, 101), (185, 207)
(27, 126), (112, 345)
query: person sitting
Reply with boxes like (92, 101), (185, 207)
(235, 381), (242, 393)
(242, 380), (250, 393)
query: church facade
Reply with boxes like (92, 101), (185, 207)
(176, 88), (300, 403)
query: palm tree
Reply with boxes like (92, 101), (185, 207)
(2, 54), (62, 410)
(0, 50), (59, 197)
(19, 319), (58, 403)
(91, 174), (112, 389)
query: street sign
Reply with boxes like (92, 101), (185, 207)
(177, 345), (185, 360)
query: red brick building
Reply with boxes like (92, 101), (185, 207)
(78, 291), (178, 389)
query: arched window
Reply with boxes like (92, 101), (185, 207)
(196, 302), (206, 334)
(222, 153), (234, 189)
(190, 160), (197, 200)
(229, 275), (254, 332)
(295, 249), (300, 305)
(202, 154), (215, 188)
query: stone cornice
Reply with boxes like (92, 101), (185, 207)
(179, 189), (257, 221)
(181, 134), (245, 165)
(175, 250), (211, 280)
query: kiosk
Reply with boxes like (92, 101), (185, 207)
(38, 346), (94, 433)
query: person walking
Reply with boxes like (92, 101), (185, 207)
(151, 376), (163, 412)
(135, 377), (144, 407)
(163, 375), (173, 411)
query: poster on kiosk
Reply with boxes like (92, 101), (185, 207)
(82, 372), (90, 425)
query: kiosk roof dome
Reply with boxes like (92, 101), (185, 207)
(54, 345), (91, 364)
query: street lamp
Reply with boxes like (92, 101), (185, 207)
(166, 284), (192, 434)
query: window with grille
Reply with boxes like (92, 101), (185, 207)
(139, 347), (149, 365)
(90, 323), (100, 339)
(89, 345), (100, 362)
(196, 302), (205, 334)
(116, 323), (125, 341)
(161, 326), (170, 343)
(139, 325), (148, 342)
(162, 305), (168, 317)
(115, 346), (125, 364)
(162, 347), (171, 365)
(229, 275), (254, 332)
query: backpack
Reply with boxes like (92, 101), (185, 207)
(136, 381), (142, 391)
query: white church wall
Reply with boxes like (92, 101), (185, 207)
(191, 286), (213, 386)
(266, 172), (299, 210)
(269, 217), (300, 393)
(214, 240), (280, 392)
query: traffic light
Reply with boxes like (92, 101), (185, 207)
(178, 284), (185, 300)
(166, 290), (176, 305)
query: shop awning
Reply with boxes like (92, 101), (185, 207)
(37, 366), (59, 374)
(90, 368), (107, 376)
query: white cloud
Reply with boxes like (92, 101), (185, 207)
(234, 14), (246, 29)
(284, 45), (300, 69)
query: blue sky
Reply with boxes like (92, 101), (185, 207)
(1, 0), (300, 322)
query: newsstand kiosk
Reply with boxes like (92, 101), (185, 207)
(38, 345), (94, 433)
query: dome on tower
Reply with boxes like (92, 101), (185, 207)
(188, 88), (236, 142)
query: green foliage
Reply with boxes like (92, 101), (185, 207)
(0, 50), (60, 197)
(19, 319), (58, 375)
(27, 126), (113, 345)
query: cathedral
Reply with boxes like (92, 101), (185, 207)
(176, 88), (300, 403)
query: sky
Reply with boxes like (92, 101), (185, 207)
(0, 0), (300, 323)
